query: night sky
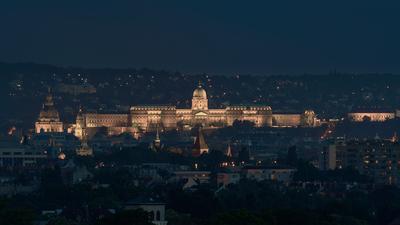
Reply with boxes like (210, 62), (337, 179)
(1, 0), (400, 75)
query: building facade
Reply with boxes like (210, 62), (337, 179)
(35, 84), (319, 139)
(128, 85), (277, 133)
(0, 140), (47, 168)
(242, 166), (297, 183)
(319, 138), (400, 185)
(348, 110), (396, 122)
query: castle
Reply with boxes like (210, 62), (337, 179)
(35, 84), (320, 139)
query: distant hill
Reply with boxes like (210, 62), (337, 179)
(2, 61), (400, 134)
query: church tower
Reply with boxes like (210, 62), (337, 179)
(151, 126), (162, 151)
(191, 82), (208, 111)
(35, 88), (63, 133)
(74, 106), (86, 140)
(192, 127), (209, 157)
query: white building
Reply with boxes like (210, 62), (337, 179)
(242, 166), (296, 183)
(125, 197), (167, 225)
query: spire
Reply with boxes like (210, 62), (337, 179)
(76, 106), (84, 124)
(392, 132), (398, 142)
(44, 87), (55, 107)
(152, 125), (161, 151)
(226, 144), (232, 157)
(193, 127), (209, 156)
(156, 125), (160, 141)
(76, 105), (83, 119)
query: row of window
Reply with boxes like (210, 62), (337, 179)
(0, 152), (44, 156)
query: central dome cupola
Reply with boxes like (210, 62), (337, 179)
(192, 82), (208, 110)
(193, 84), (207, 98)
(38, 89), (60, 122)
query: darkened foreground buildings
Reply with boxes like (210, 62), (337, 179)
(0, 139), (47, 167)
(320, 138), (400, 185)
(125, 197), (167, 225)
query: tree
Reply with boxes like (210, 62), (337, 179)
(362, 116), (371, 122)
(95, 209), (152, 225)
(286, 146), (298, 166)
(232, 120), (255, 129)
(293, 160), (321, 181)
(238, 147), (250, 164)
(165, 209), (195, 225)
(47, 217), (77, 225)
(0, 208), (35, 225)
(212, 210), (267, 225)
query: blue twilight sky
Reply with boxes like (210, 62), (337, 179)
(0, 0), (400, 75)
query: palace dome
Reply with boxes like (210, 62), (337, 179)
(193, 85), (207, 99)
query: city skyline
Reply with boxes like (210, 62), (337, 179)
(1, 2), (400, 225)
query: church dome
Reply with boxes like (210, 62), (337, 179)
(193, 84), (207, 99)
(38, 92), (60, 122)
(39, 107), (60, 121)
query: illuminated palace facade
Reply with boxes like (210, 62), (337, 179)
(36, 85), (320, 139)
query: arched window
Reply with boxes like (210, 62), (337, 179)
(149, 211), (155, 221)
(156, 210), (161, 221)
